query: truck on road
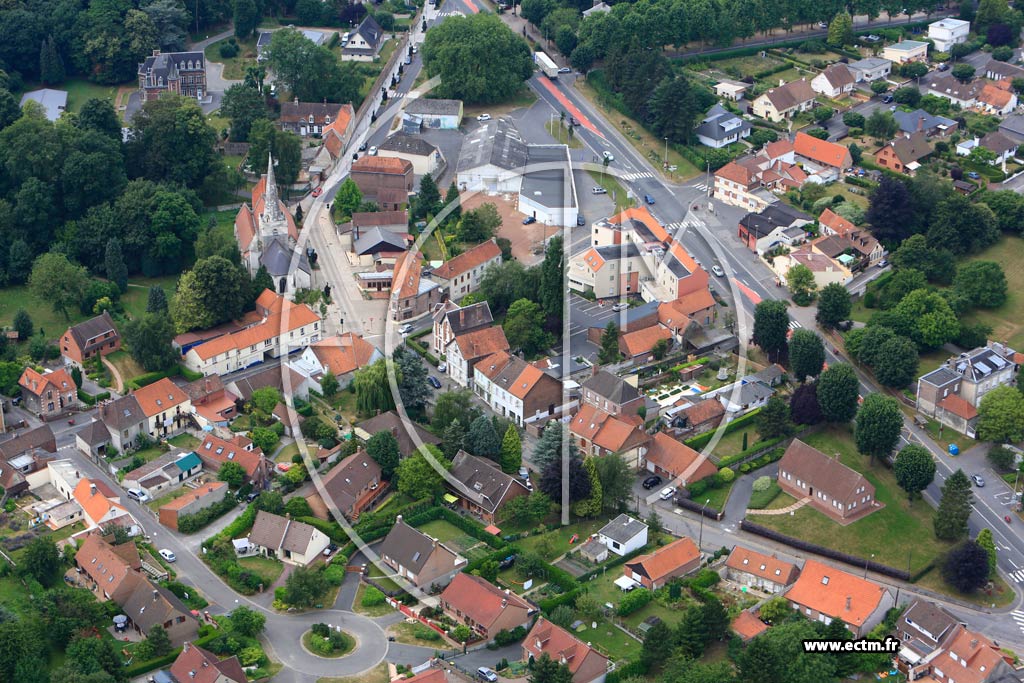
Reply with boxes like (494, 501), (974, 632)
(534, 51), (558, 78)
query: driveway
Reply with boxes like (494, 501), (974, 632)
(568, 294), (615, 361)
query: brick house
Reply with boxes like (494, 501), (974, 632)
(785, 559), (893, 637)
(776, 440), (879, 523)
(641, 432), (717, 485)
(18, 367), (78, 418)
(623, 536), (700, 589)
(74, 532), (141, 602)
(169, 642), (246, 683)
(158, 481), (228, 531)
(431, 238), (502, 299)
(61, 311), (121, 367)
(137, 50), (206, 103)
(278, 100), (354, 137)
(115, 570), (200, 644)
(473, 351), (565, 427)
(247, 510), (331, 566)
(523, 618), (609, 683)
(195, 433), (271, 489)
(351, 156), (414, 201)
(389, 251), (442, 322)
(447, 450), (531, 522)
(432, 300), (494, 356)
(315, 449), (386, 521)
(354, 410), (441, 457)
(724, 546), (800, 594)
(874, 131), (933, 174)
(378, 516), (467, 589)
(439, 573), (534, 640)
(570, 403), (650, 467)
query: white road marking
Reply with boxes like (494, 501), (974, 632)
(619, 171), (655, 181)
(789, 320), (802, 330)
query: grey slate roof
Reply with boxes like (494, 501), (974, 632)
(733, 381), (774, 405)
(346, 14), (384, 52)
(919, 366), (960, 387)
(449, 450), (529, 514)
(248, 510), (319, 554)
(356, 410), (440, 456)
(893, 108), (957, 136)
(598, 514), (648, 544)
(999, 113), (1024, 141)
(379, 133), (438, 156)
(981, 130), (1018, 155)
(458, 118), (529, 173)
(137, 51), (205, 84)
(848, 57), (891, 72)
(0, 424), (56, 459)
(19, 89), (67, 121)
(594, 243), (641, 260)
(76, 420), (112, 447)
(100, 395), (145, 432)
(583, 370), (641, 405)
(521, 146), (576, 209)
(260, 237), (310, 276)
(380, 517), (446, 573)
(354, 227), (408, 256)
(116, 572), (194, 634)
(320, 450), (382, 514)
(403, 99), (463, 117)
(695, 104), (752, 142)
(739, 203), (812, 237)
(437, 301), (494, 336)
(68, 311), (119, 351)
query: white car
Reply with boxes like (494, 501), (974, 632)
(477, 113), (492, 122)
(602, 150), (614, 161)
(711, 265), (725, 277)
(611, 302), (628, 312)
(398, 323), (414, 335)
(659, 486), (676, 501)
(368, 146), (378, 156)
(591, 186), (607, 195)
(438, 361), (447, 372)
(557, 67), (571, 73)
(158, 549), (177, 563)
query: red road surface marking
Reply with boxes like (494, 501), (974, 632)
(734, 279), (761, 305)
(537, 78), (603, 138)
(464, 0), (479, 12)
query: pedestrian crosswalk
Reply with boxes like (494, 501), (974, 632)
(437, 10), (462, 16)
(789, 320), (802, 330)
(694, 183), (710, 192)
(665, 216), (702, 233)
(1012, 610), (1024, 633)
(619, 171), (655, 181)
(1008, 569), (1024, 584)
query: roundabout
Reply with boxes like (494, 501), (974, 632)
(301, 624), (357, 658)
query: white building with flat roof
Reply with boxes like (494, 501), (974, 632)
(928, 18), (970, 52)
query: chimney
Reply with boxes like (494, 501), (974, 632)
(153, 589), (159, 600)
(396, 514), (403, 523)
(460, 309), (465, 326)
(970, 639), (979, 649)
(286, 512), (291, 519)
(294, 97), (299, 105)
(90, 483), (97, 496)
(501, 598), (508, 608)
(183, 643), (190, 653)
(845, 596), (851, 611)
(779, 79), (785, 87)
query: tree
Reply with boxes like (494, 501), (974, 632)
(502, 491), (550, 526)
(598, 321), (620, 364)
(532, 420), (571, 471)
(146, 286), (168, 314)
(251, 387), (282, 416)
(395, 347), (430, 418)
(283, 566), (330, 607)
(500, 425), (522, 474)
(641, 620), (674, 668)
(432, 389), (480, 432)
(954, 261), (1008, 308)
(234, 0), (260, 38)
(28, 253), (89, 321)
(171, 256), (248, 332)
(594, 454), (632, 514)
(367, 431), (400, 479)
(249, 426), (279, 454)
(843, 111), (866, 128)
(900, 62), (930, 80)
(396, 447), (451, 500)
(504, 299), (551, 356)
(320, 371), (339, 398)
(894, 444), (936, 501)
(422, 14), (534, 103)
(988, 445), (1016, 472)
(334, 178), (363, 220)
(145, 625), (172, 657)
(127, 96), (217, 190)
(648, 76), (714, 144)
(977, 385), (1024, 443)
(22, 537), (60, 587)
(529, 653), (574, 683)
(892, 289), (959, 350)
(976, 528), (998, 578)
(757, 396), (793, 440)
(572, 457), (602, 517)
(252, 266), (274, 297)
(466, 415), (502, 460)
(893, 86), (921, 107)
(441, 418), (466, 459)
(445, 181), (461, 222)
(122, 313), (179, 371)
(78, 98), (122, 140)
(927, 194), (999, 256)
(221, 83), (268, 141)
(228, 606), (266, 637)
(790, 383), (823, 425)
(934, 469), (974, 541)
(854, 394), (902, 464)
(827, 11), (854, 46)
(816, 364), (860, 423)
(786, 264), (817, 306)
(952, 63), (976, 83)
(788, 329), (825, 382)
(872, 335), (919, 389)
(540, 454), (590, 504)
(353, 359), (396, 417)
(12, 310), (32, 341)
(752, 300), (789, 361)
(539, 235), (564, 319)
(39, 35), (65, 86)
(415, 173), (441, 220)
(865, 110), (898, 140)
(218, 461), (246, 488)
(816, 282), (851, 329)
(942, 540), (991, 593)
(457, 203), (501, 242)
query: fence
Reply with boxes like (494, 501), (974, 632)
(353, 20), (417, 127)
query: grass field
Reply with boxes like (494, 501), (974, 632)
(204, 35), (259, 80)
(707, 55), (785, 79)
(756, 425), (951, 576)
(545, 120), (583, 148)
(388, 621), (445, 647)
(960, 236), (1024, 349)
(0, 286), (82, 336)
(702, 478), (735, 512)
(353, 583), (395, 617)
(302, 628), (355, 657)
(416, 519), (491, 559)
(62, 78), (119, 114)
(168, 433), (200, 449)
(238, 555), (285, 586)
(318, 662), (390, 683)
(106, 350), (146, 383)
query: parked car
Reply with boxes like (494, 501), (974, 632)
(877, 259), (889, 268)
(642, 475), (662, 490)
(659, 486), (676, 500)
(817, 21), (828, 28)
(558, 67), (572, 73)
(428, 376), (442, 389)
(577, 213), (585, 226)
(712, 264), (725, 277)
(881, 94), (894, 103)
(967, 171), (981, 179)
(937, 62), (949, 71)
(518, 467), (530, 481)
(311, 187), (322, 198)
(591, 186), (607, 195)
(398, 323), (414, 335)
(522, 215), (537, 224)
(245, 491), (260, 503)
(126, 488), (149, 503)
(437, 361), (447, 372)
(602, 150), (614, 161)
(477, 113), (492, 122)
(368, 146), (378, 156)
(498, 554), (517, 570)
(158, 549), (176, 563)
(644, 194), (655, 205)
(478, 668), (498, 683)
(611, 302), (628, 312)
(358, 142), (367, 151)
(971, 474), (986, 487)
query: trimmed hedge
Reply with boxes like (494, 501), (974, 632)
(124, 630), (220, 677)
(616, 587), (652, 616)
(717, 436), (787, 469)
(538, 586), (582, 613)
(203, 503), (257, 548)
(606, 660), (648, 683)
(297, 516), (350, 544)
(844, 175), (876, 189)
(77, 388), (111, 405)
(176, 495), (238, 534)
(675, 497), (722, 519)
(685, 408), (763, 451)
(737, 446), (786, 474)
(740, 520), (910, 580)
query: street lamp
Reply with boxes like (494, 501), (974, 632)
(863, 553), (875, 578)
(663, 137), (668, 168)
(698, 498), (710, 551)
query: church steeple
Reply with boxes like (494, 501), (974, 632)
(261, 152), (284, 225)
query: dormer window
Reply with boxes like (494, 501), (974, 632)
(821, 576), (829, 585)
(309, 114), (314, 123)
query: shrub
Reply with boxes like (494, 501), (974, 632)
(752, 475), (771, 492)
(324, 564), (347, 586)
(718, 466), (735, 483)
(494, 625), (527, 646)
(616, 588), (652, 616)
(361, 585), (387, 607)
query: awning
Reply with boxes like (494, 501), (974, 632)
(899, 647), (922, 665)
(484, 524), (501, 536)
(614, 575), (640, 591)
(442, 493), (458, 504)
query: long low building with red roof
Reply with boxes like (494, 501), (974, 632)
(183, 289), (323, 375)
(523, 617), (610, 683)
(439, 573), (535, 640)
(784, 558), (893, 637)
(623, 536), (701, 589)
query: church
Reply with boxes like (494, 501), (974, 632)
(234, 154), (312, 297)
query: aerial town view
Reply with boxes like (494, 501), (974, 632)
(3, 0), (1024, 682)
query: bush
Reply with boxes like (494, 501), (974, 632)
(747, 481), (783, 509)
(752, 475), (772, 492)
(361, 585), (387, 607)
(219, 39), (239, 58)
(616, 588), (652, 616)
(176, 495), (237, 534)
(718, 466), (735, 483)
(494, 625), (527, 646)
(324, 564), (347, 586)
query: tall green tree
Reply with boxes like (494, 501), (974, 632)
(395, 346), (431, 418)
(540, 234), (564, 319)
(894, 444), (936, 501)
(39, 35), (65, 86)
(873, 336), (919, 389)
(827, 11), (854, 46)
(122, 313), (179, 371)
(441, 418), (466, 459)
(854, 394), (902, 464)
(504, 298), (551, 356)
(445, 181), (461, 222)
(171, 256), (248, 332)
(788, 329), (825, 382)
(466, 414), (501, 460)
(146, 285), (168, 314)
(500, 425), (522, 474)
(572, 457), (603, 517)
(816, 363), (860, 423)
(757, 396), (793, 439)
(529, 653), (574, 683)
(867, 177), (915, 243)
(266, 28), (363, 104)
(396, 446), (451, 500)
(976, 528), (998, 578)
(415, 173), (441, 220)
(367, 430), (401, 479)
(282, 566), (330, 607)
(353, 359), (397, 416)
(334, 178), (363, 219)
(432, 389), (480, 432)
(22, 537), (61, 587)
(127, 95), (217, 190)
(221, 83), (268, 142)
(648, 76), (713, 144)
(12, 310), (33, 341)
(598, 321), (620, 364)
(104, 238), (128, 293)
(934, 469), (974, 541)
(594, 454), (632, 514)
(28, 253), (89, 321)
(422, 14), (534, 104)
(977, 385), (1024, 443)
(786, 264), (817, 306)
(752, 300), (790, 361)
(233, 0), (260, 38)
(77, 98), (123, 140)
(953, 261), (1008, 308)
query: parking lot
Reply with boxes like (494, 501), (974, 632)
(568, 293), (619, 361)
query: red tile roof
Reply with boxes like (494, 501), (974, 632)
(524, 618), (609, 675)
(620, 325), (671, 357)
(19, 367), (75, 397)
(311, 333), (379, 376)
(732, 610), (769, 640)
(159, 482), (228, 512)
(939, 393), (978, 420)
(452, 326), (510, 361)
(785, 559), (887, 629)
(570, 403), (647, 453)
(673, 289), (716, 316)
(794, 132), (852, 169)
(818, 208), (856, 237)
(440, 573), (532, 631)
(715, 161), (756, 186)
(979, 82), (1014, 109)
(609, 206), (668, 242)
(132, 377), (189, 417)
(726, 546), (800, 586)
(352, 156), (413, 174)
(75, 533), (136, 598)
(198, 433), (266, 478)
(643, 432), (717, 483)
(170, 642), (246, 683)
(625, 536), (700, 585)
(433, 239), (501, 280)
(679, 399), (724, 426)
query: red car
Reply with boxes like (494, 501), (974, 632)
(311, 187), (323, 198)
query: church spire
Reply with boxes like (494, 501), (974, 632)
(262, 152), (284, 223)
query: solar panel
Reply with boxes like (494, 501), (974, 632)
(975, 361), (991, 375)
(991, 356), (1007, 368)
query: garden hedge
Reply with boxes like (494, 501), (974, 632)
(685, 408), (763, 451)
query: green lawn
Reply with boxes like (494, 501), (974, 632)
(366, 563), (402, 591)
(238, 556), (285, 586)
(416, 519), (491, 559)
(122, 277), (178, 320)
(388, 621), (445, 647)
(920, 417), (975, 455)
(63, 78), (119, 114)
(353, 583), (395, 616)
(571, 617), (643, 662)
(274, 441), (301, 463)
(756, 425), (951, 576)
(168, 433), (201, 450)
(702, 478), (735, 512)
(515, 519), (605, 559)
(106, 350), (146, 384)
(709, 427), (758, 460)
(706, 55), (785, 79)
(960, 236), (1024, 349)
(0, 285), (84, 337)
(204, 35), (259, 80)
(545, 120), (583, 149)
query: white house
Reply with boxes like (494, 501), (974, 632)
(847, 57), (892, 82)
(377, 133), (442, 176)
(928, 18), (970, 53)
(444, 325), (509, 387)
(247, 511), (331, 566)
(883, 40), (928, 64)
(811, 63), (856, 98)
(711, 379), (774, 414)
(714, 81), (748, 101)
(121, 451), (203, 498)
(517, 145), (578, 227)
(597, 514), (648, 556)
(695, 104), (752, 149)
(473, 350), (565, 427)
